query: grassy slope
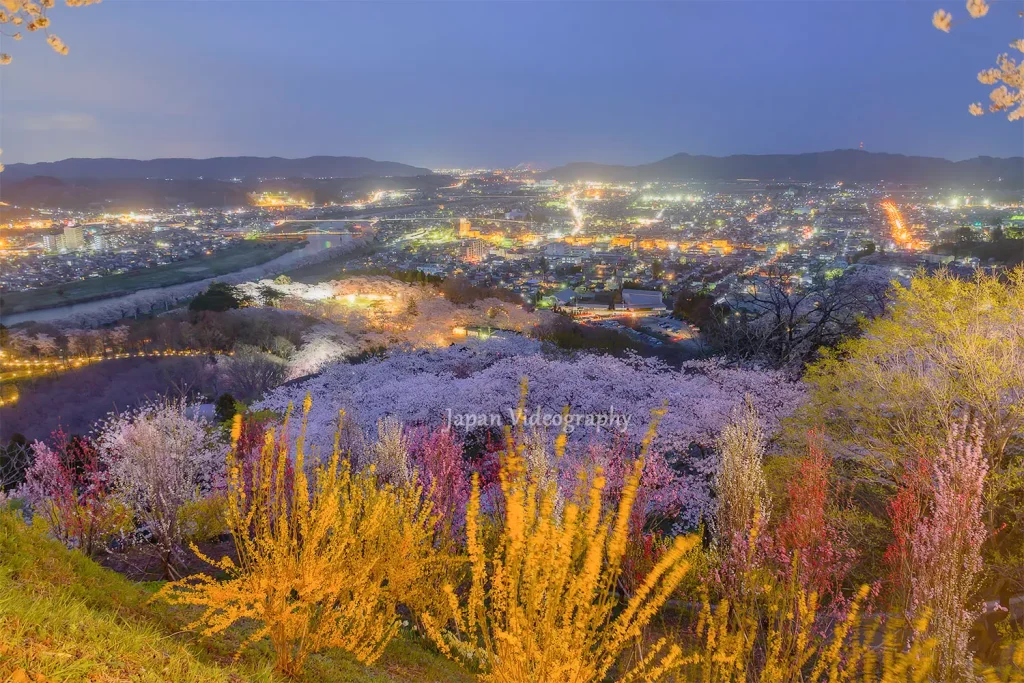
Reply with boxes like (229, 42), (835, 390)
(0, 511), (472, 683)
(1, 240), (302, 314)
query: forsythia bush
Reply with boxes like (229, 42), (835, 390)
(422, 406), (700, 683)
(156, 397), (442, 676)
(678, 552), (1024, 682)
(680, 572), (939, 681)
(177, 492), (229, 544)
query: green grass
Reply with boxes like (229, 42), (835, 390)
(0, 240), (303, 315)
(0, 511), (473, 683)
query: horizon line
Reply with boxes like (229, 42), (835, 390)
(6, 148), (1022, 173)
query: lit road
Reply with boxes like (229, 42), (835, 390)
(0, 349), (228, 405)
(566, 190), (585, 235)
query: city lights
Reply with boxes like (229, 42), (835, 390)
(881, 199), (925, 250)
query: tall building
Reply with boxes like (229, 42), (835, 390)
(90, 233), (108, 251)
(462, 241), (490, 263)
(63, 226), (85, 251)
(456, 217), (472, 237)
(42, 234), (66, 253)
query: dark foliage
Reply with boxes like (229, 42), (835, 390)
(189, 282), (250, 313)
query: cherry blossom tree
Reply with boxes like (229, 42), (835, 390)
(30, 333), (58, 357)
(284, 323), (360, 381)
(2, 329), (33, 356)
(258, 338), (804, 526)
(96, 400), (225, 579)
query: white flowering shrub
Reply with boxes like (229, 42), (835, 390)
(367, 416), (412, 486)
(96, 399), (225, 578)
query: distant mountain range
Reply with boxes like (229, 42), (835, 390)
(3, 150), (1020, 191)
(0, 155), (432, 182)
(542, 150), (1023, 186)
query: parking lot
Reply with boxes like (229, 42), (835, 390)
(585, 313), (700, 348)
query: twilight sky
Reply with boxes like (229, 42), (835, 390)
(1, 0), (1020, 167)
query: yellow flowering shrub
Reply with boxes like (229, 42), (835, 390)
(155, 398), (442, 676)
(681, 591), (940, 681)
(673, 526), (1024, 682)
(422, 403), (700, 683)
(177, 492), (228, 544)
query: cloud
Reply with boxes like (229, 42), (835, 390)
(20, 113), (98, 132)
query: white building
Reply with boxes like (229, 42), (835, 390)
(42, 234), (66, 253)
(621, 289), (667, 312)
(63, 226), (85, 251)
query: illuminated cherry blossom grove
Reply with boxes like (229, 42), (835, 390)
(258, 336), (806, 526)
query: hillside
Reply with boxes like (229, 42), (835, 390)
(3, 267), (1024, 681)
(0, 510), (471, 683)
(543, 149), (1024, 186)
(0, 156), (432, 182)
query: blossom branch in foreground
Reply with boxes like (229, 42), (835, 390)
(932, 0), (1024, 120)
(0, 0), (101, 65)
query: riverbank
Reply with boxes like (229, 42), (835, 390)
(0, 240), (303, 316)
(0, 234), (367, 328)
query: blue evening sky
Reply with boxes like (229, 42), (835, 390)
(1, 0), (1020, 167)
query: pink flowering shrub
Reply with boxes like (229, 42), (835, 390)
(408, 426), (471, 539)
(909, 420), (989, 680)
(22, 429), (131, 556)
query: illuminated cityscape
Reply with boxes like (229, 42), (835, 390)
(1, 2), (1023, 680)
(3, 170), (1020, 314)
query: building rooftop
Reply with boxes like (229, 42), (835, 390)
(621, 288), (667, 310)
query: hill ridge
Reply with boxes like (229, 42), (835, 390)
(542, 149), (1024, 185)
(2, 155), (433, 181)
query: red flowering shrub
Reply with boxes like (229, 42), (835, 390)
(772, 431), (856, 602)
(23, 429), (131, 556)
(884, 454), (931, 608)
